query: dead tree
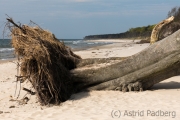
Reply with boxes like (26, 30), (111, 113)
(7, 17), (180, 105)
(72, 29), (180, 92)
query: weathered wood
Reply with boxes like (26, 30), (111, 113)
(150, 16), (174, 44)
(8, 17), (180, 105)
(71, 29), (180, 92)
(77, 57), (127, 67)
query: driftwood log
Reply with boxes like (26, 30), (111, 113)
(72, 29), (180, 92)
(7, 18), (180, 105)
(150, 16), (174, 44)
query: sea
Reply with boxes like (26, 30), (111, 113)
(0, 39), (112, 60)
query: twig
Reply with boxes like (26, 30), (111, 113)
(15, 75), (28, 83)
(14, 56), (22, 99)
(17, 82), (21, 99)
(6, 17), (26, 34)
(22, 87), (36, 95)
(30, 20), (43, 30)
(14, 78), (18, 97)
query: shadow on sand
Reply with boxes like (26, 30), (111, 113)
(151, 81), (180, 90)
(69, 92), (90, 101)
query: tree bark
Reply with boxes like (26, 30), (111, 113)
(71, 29), (180, 92)
(8, 17), (180, 105)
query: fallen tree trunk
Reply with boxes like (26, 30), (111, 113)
(72, 30), (180, 92)
(7, 18), (180, 105)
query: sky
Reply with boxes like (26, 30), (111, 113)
(0, 0), (180, 39)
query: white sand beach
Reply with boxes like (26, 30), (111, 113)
(0, 39), (180, 120)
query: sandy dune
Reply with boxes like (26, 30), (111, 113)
(0, 39), (180, 120)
